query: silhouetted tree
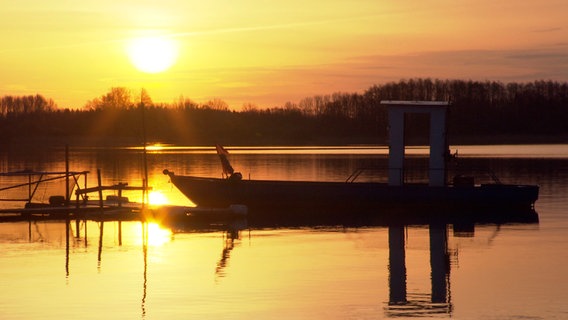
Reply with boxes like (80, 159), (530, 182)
(84, 87), (135, 110)
(204, 98), (229, 111)
(242, 102), (259, 112)
(172, 96), (199, 110)
(1, 78), (567, 147)
(0, 94), (56, 115)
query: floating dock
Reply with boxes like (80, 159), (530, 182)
(0, 167), (247, 224)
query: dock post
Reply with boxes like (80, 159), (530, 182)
(75, 191), (81, 238)
(65, 145), (70, 206)
(97, 169), (104, 210)
(97, 169), (104, 265)
(83, 172), (88, 243)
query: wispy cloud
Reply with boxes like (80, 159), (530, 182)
(531, 27), (563, 33)
(169, 13), (386, 38)
(203, 43), (568, 106)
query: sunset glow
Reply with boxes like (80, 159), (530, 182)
(1, 1), (567, 108)
(148, 190), (169, 206)
(127, 36), (179, 73)
(145, 222), (172, 246)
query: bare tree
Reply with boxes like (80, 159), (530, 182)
(84, 87), (135, 110)
(204, 98), (229, 111)
(0, 94), (56, 115)
(242, 102), (259, 112)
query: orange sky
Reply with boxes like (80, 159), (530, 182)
(1, 1), (567, 109)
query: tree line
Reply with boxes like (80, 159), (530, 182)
(1, 78), (567, 147)
(0, 94), (56, 115)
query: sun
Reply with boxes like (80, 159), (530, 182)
(127, 36), (179, 73)
(148, 190), (169, 206)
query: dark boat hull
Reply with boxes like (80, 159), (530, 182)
(166, 173), (539, 223)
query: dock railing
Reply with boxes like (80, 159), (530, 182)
(0, 170), (89, 204)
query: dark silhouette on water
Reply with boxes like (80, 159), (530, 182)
(386, 224), (453, 317)
(164, 101), (539, 223)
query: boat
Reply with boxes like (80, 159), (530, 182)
(164, 171), (537, 211)
(163, 101), (539, 223)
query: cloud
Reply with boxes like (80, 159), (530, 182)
(341, 44), (568, 81)
(531, 27), (563, 33)
(201, 43), (568, 107)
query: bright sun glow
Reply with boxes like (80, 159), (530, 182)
(146, 143), (166, 152)
(127, 36), (179, 73)
(149, 190), (169, 206)
(146, 222), (172, 246)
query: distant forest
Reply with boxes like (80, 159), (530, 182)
(1, 78), (567, 147)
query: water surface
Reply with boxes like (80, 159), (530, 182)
(0, 145), (567, 319)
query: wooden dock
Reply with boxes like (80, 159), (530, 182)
(0, 201), (247, 223)
(0, 167), (246, 224)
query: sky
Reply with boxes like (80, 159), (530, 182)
(1, 0), (567, 109)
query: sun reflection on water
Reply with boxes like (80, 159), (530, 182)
(137, 222), (172, 247)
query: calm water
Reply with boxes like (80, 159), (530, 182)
(0, 145), (567, 319)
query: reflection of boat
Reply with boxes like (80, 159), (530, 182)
(164, 101), (539, 221)
(386, 224), (453, 317)
(150, 204), (248, 229)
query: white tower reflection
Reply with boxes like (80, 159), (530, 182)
(387, 224), (452, 317)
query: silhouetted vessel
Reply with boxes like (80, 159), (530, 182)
(164, 101), (539, 222)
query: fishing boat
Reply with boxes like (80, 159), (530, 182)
(163, 171), (538, 211)
(164, 101), (539, 222)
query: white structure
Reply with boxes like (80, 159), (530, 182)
(381, 101), (450, 187)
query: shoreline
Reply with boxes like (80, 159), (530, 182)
(1, 134), (567, 151)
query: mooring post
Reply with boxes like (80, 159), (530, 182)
(75, 190), (80, 238)
(65, 145), (70, 206)
(83, 172), (88, 241)
(97, 169), (103, 210)
(97, 169), (104, 261)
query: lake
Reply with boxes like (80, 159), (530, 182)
(0, 145), (567, 319)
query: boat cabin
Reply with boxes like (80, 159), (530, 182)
(381, 101), (450, 187)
